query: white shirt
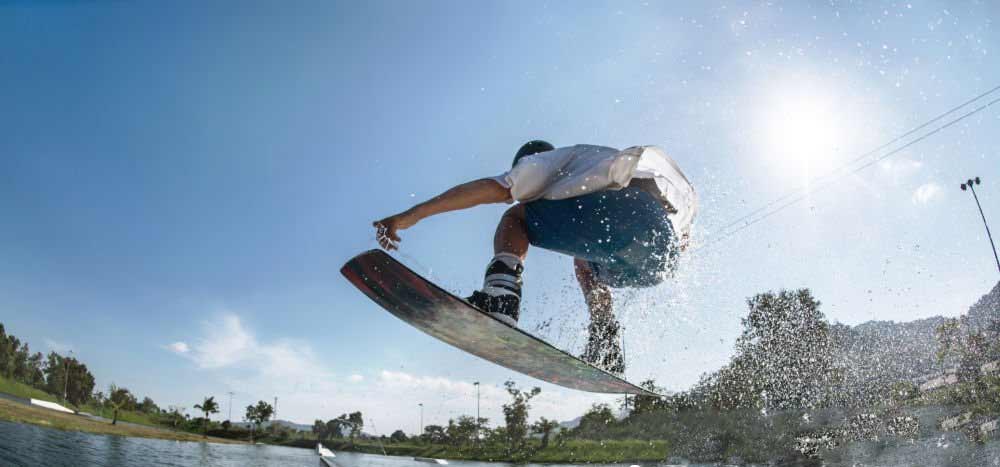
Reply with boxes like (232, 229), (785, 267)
(492, 144), (698, 238)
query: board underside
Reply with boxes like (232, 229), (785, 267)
(341, 249), (658, 397)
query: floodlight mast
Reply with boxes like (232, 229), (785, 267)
(960, 177), (1000, 274)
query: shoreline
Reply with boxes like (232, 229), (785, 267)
(0, 398), (244, 445)
(285, 438), (673, 464)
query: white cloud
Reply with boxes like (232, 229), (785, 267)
(912, 182), (943, 205)
(185, 314), (254, 369)
(165, 313), (611, 433)
(880, 157), (923, 180)
(43, 338), (71, 353)
(376, 370), (615, 431)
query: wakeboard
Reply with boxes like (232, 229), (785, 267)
(341, 249), (660, 397)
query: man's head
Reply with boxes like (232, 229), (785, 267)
(512, 140), (554, 167)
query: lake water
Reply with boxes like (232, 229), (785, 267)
(0, 420), (721, 467)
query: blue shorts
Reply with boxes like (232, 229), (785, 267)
(524, 186), (677, 288)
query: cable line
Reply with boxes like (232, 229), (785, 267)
(715, 84), (1000, 235)
(702, 90), (1000, 249)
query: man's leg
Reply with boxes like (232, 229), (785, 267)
(467, 205), (528, 325)
(574, 258), (612, 322)
(494, 204), (529, 258)
(574, 259), (624, 376)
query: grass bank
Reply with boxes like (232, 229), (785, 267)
(286, 438), (671, 463)
(0, 376), (70, 406)
(0, 398), (243, 444)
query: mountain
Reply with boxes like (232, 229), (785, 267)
(961, 280), (1000, 333)
(829, 280), (1000, 402)
(232, 419), (313, 432)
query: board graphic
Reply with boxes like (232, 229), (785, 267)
(341, 249), (659, 397)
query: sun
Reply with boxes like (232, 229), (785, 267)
(758, 81), (844, 185)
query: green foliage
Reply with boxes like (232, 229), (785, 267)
(43, 352), (95, 406)
(501, 380), (540, 453)
(445, 415), (478, 446)
(0, 373), (63, 404)
(245, 400), (274, 441)
(699, 289), (841, 411)
(325, 418), (344, 439)
(531, 417), (559, 448)
(0, 323), (97, 406)
(573, 403), (616, 439)
(340, 411), (363, 440)
(630, 379), (667, 415)
(389, 429), (408, 443)
(107, 384), (138, 425)
(422, 424), (446, 443)
(163, 406), (187, 428)
(194, 396), (220, 438)
(138, 396), (160, 414)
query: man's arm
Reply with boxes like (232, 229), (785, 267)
(373, 178), (511, 250)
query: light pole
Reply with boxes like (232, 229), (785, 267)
(473, 382), (480, 442)
(63, 350), (74, 402)
(621, 327), (629, 412)
(418, 403), (424, 437)
(227, 391), (234, 422)
(961, 177), (1000, 274)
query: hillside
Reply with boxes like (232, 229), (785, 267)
(829, 281), (999, 402)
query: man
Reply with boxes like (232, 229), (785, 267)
(373, 141), (697, 375)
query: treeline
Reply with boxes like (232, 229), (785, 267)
(336, 381), (562, 462)
(0, 323), (96, 405)
(0, 322), (287, 443)
(355, 288), (999, 464)
(564, 287), (1000, 462)
(0, 322), (166, 422)
(311, 411), (364, 442)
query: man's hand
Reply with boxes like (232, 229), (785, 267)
(373, 211), (417, 251)
(371, 179), (510, 251)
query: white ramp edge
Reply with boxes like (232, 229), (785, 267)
(29, 399), (75, 414)
(317, 442), (336, 458)
(414, 457), (449, 465)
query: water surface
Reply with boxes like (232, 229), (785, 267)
(0, 420), (721, 467)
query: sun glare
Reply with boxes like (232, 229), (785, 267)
(759, 83), (844, 185)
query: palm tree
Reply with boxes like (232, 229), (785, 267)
(194, 396), (220, 438)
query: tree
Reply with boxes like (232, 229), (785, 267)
(165, 406), (186, 429)
(574, 403), (616, 439)
(245, 400), (274, 443)
(706, 289), (841, 410)
(335, 411), (363, 442)
(312, 419), (328, 440)
(389, 429), (408, 443)
(221, 420), (232, 431)
(421, 424), (447, 443)
(348, 411), (364, 440)
(42, 352), (96, 406)
(630, 379), (665, 416)
(0, 325), (21, 379)
(501, 380), (541, 452)
(531, 417), (559, 449)
(325, 419), (343, 440)
(193, 396), (220, 438)
(107, 384), (137, 425)
(445, 415), (478, 446)
(25, 351), (45, 389)
(138, 397), (160, 414)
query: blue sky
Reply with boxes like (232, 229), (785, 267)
(2, 1), (999, 433)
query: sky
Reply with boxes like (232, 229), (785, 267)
(1, 0), (999, 434)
